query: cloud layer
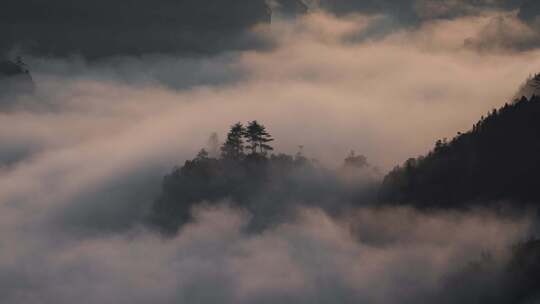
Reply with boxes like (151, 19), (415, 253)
(4, 0), (540, 58)
(1, 12), (540, 303)
(0, 204), (532, 304)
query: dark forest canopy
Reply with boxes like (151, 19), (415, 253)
(151, 121), (379, 234)
(379, 95), (540, 209)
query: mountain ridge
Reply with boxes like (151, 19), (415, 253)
(379, 92), (540, 209)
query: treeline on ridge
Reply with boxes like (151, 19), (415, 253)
(379, 95), (540, 208)
(151, 121), (378, 233)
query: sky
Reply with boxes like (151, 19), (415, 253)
(2, 1), (540, 303)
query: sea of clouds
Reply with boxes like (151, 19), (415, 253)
(1, 11), (540, 303)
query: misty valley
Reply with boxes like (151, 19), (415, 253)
(147, 100), (540, 303)
(3, 1), (540, 303)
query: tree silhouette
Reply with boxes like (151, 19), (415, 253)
(151, 120), (380, 234)
(379, 94), (540, 208)
(245, 120), (274, 156)
(220, 123), (246, 160)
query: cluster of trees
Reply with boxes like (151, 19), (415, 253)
(379, 95), (540, 208)
(219, 121), (274, 160)
(151, 121), (287, 233)
(151, 121), (378, 234)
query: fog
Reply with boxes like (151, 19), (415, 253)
(0, 204), (532, 304)
(1, 11), (540, 304)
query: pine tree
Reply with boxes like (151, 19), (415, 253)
(220, 123), (246, 160)
(245, 121), (274, 156)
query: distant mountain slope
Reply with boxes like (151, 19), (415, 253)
(379, 95), (540, 208)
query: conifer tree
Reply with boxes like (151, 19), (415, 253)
(245, 120), (274, 156)
(220, 123), (246, 160)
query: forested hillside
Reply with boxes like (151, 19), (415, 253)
(151, 121), (379, 233)
(379, 95), (540, 208)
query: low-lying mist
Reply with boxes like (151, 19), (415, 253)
(0, 204), (534, 304)
(1, 11), (540, 304)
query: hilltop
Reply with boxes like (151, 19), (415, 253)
(151, 121), (379, 233)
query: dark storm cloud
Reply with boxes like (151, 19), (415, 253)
(1, 0), (273, 58)
(518, 0), (540, 24)
(317, 0), (540, 41)
(464, 13), (540, 52)
(1, 0), (316, 59)
(300, 0), (540, 52)
(318, 0), (525, 20)
(4, 0), (540, 58)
